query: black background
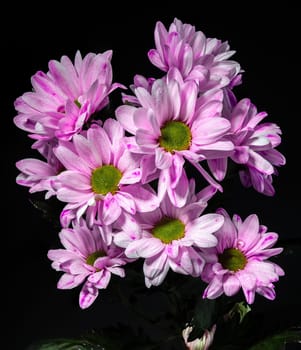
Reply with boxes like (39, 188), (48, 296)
(3, 2), (300, 349)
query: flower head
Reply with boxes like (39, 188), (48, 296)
(201, 208), (284, 304)
(207, 98), (286, 195)
(148, 18), (241, 91)
(47, 219), (129, 309)
(14, 50), (124, 143)
(114, 181), (224, 287)
(116, 74), (233, 207)
(53, 119), (159, 227)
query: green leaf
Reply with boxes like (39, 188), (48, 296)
(27, 339), (105, 350)
(188, 298), (221, 341)
(225, 301), (251, 324)
(248, 327), (301, 350)
(26, 330), (123, 350)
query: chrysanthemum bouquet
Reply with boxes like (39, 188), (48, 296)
(14, 18), (300, 350)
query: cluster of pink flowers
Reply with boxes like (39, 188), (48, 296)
(14, 18), (285, 310)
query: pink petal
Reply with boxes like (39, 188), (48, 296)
(153, 21), (168, 59)
(223, 275), (241, 296)
(72, 134), (100, 168)
(247, 232), (279, 254)
(230, 98), (251, 132)
(92, 270), (111, 289)
(194, 99), (223, 120)
(155, 148), (173, 169)
(264, 149), (286, 166)
(246, 261), (279, 284)
(136, 129), (158, 151)
(56, 187), (91, 203)
(103, 118), (125, 148)
(107, 266), (125, 278)
(179, 81), (197, 122)
(121, 184), (160, 212)
(247, 149), (274, 175)
(215, 214), (236, 252)
(232, 146), (249, 164)
(125, 238), (164, 258)
(79, 282), (99, 309)
(157, 168), (169, 202)
(166, 168), (189, 208)
(152, 79), (172, 123)
(203, 276), (224, 299)
(207, 158), (228, 181)
(58, 170), (91, 190)
(47, 249), (77, 265)
(188, 160), (223, 192)
(54, 145), (91, 174)
(88, 126), (111, 165)
(188, 214), (224, 244)
(192, 118), (231, 145)
(167, 79), (181, 119)
(115, 192), (136, 215)
(115, 105), (137, 134)
(179, 202), (206, 223)
(144, 253), (169, 287)
(236, 271), (256, 304)
(120, 168), (142, 184)
(133, 108), (160, 134)
(140, 154), (159, 183)
(57, 273), (86, 289)
(196, 185), (218, 203)
(102, 194), (122, 225)
(48, 59), (79, 98)
(16, 158), (56, 176)
(238, 214), (259, 250)
(148, 49), (167, 71)
(169, 154), (185, 189)
(114, 231), (138, 248)
(135, 87), (155, 109)
(256, 286), (276, 300)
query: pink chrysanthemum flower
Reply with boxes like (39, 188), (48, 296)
(53, 119), (159, 227)
(114, 181), (224, 287)
(48, 219), (128, 309)
(201, 208), (284, 304)
(207, 98), (286, 195)
(116, 73), (233, 207)
(14, 50), (124, 142)
(148, 18), (241, 91)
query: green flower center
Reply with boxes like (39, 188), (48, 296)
(159, 121), (192, 152)
(86, 250), (106, 266)
(218, 248), (247, 272)
(91, 165), (122, 195)
(152, 217), (185, 244)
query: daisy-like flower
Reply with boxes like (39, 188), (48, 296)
(207, 98), (286, 195)
(47, 219), (129, 309)
(148, 18), (241, 91)
(201, 208), (284, 304)
(116, 73), (233, 207)
(114, 180), (224, 287)
(53, 118), (159, 227)
(14, 50), (124, 142)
